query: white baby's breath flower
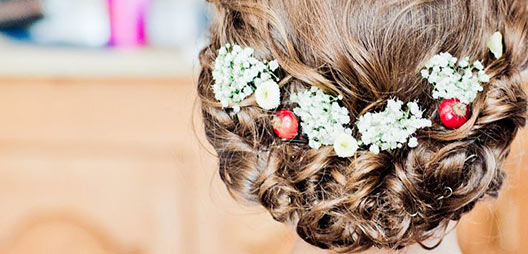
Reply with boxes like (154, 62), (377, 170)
(422, 53), (489, 104)
(458, 57), (469, 68)
(478, 70), (490, 83)
(473, 60), (484, 71)
(487, 31), (503, 59)
(269, 60), (279, 71)
(420, 69), (430, 79)
(356, 99), (431, 153)
(212, 44), (280, 113)
(408, 101), (423, 117)
(408, 137), (419, 148)
(255, 80), (281, 110)
(334, 133), (359, 158)
(290, 87), (352, 149)
(369, 144), (380, 154)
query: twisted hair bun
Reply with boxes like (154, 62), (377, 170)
(197, 0), (528, 252)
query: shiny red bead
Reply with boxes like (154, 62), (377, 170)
(439, 98), (470, 129)
(272, 109), (299, 139)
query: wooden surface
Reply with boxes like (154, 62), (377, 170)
(0, 78), (295, 254)
(0, 77), (526, 254)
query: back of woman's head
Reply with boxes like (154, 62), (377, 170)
(197, 0), (528, 252)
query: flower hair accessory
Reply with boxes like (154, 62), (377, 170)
(212, 44), (280, 112)
(290, 87), (352, 150)
(356, 99), (432, 154)
(211, 44), (431, 157)
(290, 88), (430, 157)
(421, 52), (489, 105)
(210, 39), (502, 158)
(421, 52), (490, 129)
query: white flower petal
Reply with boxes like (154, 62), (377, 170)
(334, 133), (358, 158)
(420, 69), (430, 78)
(232, 104), (241, 113)
(487, 31), (503, 59)
(408, 137), (418, 148)
(473, 60), (484, 71)
(409, 102), (422, 116)
(369, 144), (380, 154)
(458, 57), (469, 68)
(269, 60), (279, 71)
(255, 80), (281, 110)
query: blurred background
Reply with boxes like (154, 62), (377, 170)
(0, 0), (526, 253)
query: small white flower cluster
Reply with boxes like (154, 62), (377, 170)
(421, 52), (489, 104)
(290, 87), (352, 150)
(290, 88), (431, 157)
(356, 99), (432, 154)
(212, 44), (280, 112)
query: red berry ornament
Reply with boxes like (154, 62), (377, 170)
(272, 109), (299, 139)
(439, 98), (470, 129)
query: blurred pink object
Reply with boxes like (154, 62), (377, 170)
(108, 0), (151, 47)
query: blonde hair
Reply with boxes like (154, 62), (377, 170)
(197, 0), (528, 252)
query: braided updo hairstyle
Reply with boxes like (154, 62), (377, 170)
(197, 0), (528, 252)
